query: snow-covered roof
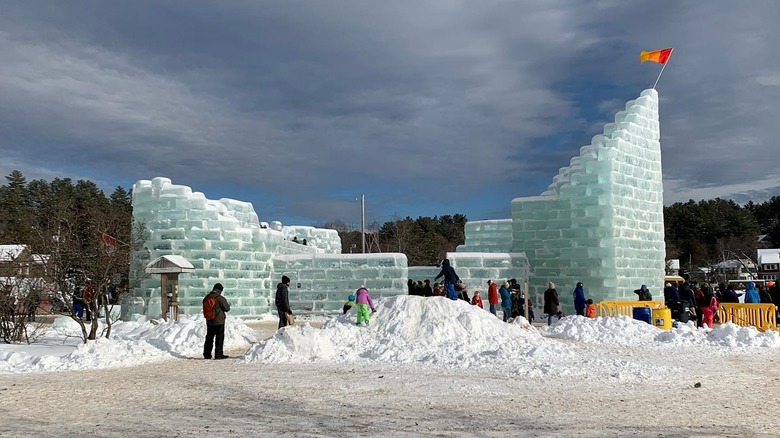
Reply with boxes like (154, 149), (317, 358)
(764, 254), (780, 264)
(758, 249), (780, 265)
(758, 252), (780, 265)
(145, 255), (195, 274)
(32, 254), (50, 264)
(0, 244), (27, 262)
(0, 276), (46, 294)
(713, 259), (754, 270)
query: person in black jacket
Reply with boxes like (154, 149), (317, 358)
(343, 294), (356, 314)
(770, 282), (780, 319)
(423, 279), (433, 297)
(679, 282), (697, 321)
(275, 275), (293, 329)
(720, 284), (741, 303)
(758, 284), (773, 304)
(434, 259), (460, 300)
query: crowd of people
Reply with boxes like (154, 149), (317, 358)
(405, 276), (534, 323)
(663, 280), (780, 328)
(400, 259), (616, 326)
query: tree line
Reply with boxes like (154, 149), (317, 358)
(322, 214), (468, 266)
(664, 197), (780, 272)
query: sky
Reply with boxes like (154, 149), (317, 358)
(1, 1), (779, 227)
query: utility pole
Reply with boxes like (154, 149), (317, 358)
(688, 254), (692, 280)
(361, 194), (366, 254)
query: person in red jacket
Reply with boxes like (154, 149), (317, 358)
(487, 280), (499, 316)
(700, 290), (719, 328)
(471, 290), (484, 308)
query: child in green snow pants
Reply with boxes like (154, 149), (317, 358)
(356, 303), (371, 324)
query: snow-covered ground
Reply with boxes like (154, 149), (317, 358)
(0, 314), (256, 373)
(2, 295), (780, 436)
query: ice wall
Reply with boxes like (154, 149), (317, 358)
(457, 220), (514, 253)
(407, 253), (530, 294)
(273, 253), (408, 313)
(446, 252), (530, 292)
(510, 89), (665, 310)
(130, 177), (402, 319)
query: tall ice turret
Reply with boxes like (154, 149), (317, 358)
(509, 88), (665, 309)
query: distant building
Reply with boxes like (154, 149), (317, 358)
(712, 258), (756, 281)
(757, 249), (780, 281)
(0, 244), (50, 278)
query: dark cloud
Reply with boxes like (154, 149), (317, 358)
(1, 1), (779, 225)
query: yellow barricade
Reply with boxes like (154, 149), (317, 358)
(716, 303), (777, 332)
(597, 301), (666, 318)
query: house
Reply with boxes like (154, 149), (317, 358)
(0, 245), (50, 278)
(711, 258), (756, 281)
(757, 249), (780, 281)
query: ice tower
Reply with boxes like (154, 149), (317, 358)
(460, 89), (665, 310)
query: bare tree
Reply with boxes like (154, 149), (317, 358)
(0, 252), (46, 344)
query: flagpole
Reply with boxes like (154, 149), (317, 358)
(652, 48), (674, 89)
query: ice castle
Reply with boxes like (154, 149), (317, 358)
(128, 178), (529, 319)
(128, 88), (663, 318)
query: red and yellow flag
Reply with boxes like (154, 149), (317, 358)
(640, 48), (672, 64)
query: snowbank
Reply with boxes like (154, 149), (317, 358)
(0, 315), (256, 374)
(544, 316), (661, 346)
(656, 322), (780, 349)
(545, 315), (780, 350)
(6, 298), (777, 378)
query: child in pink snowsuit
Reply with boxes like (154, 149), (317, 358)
(354, 286), (376, 326)
(701, 293), (719, 328)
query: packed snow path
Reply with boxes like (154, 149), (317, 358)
(2, 348), (780, 437)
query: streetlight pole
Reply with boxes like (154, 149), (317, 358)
(361, 194), (366, 253)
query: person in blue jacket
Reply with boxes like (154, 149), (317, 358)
(573, 282), (586, 316)
(499, 280), (512, 322)
(435, 258), (460, 301)
(663, 282), (680, 307)
(744, 281), (760, 303)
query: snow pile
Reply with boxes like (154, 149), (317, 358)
(545, 315), (780, 350)
(244, 296), (668, 381)
(0, 315), (256, 374)
(113, 314), (256, 357)
(246, 296), (544, 366)
(656, 322), (780, 349)
(544, 316), (661, 346)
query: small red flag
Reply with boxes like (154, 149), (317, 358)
(100, 232), (117, 247)
(640, 48), (673, 64)
(100, 232), (117, 255)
